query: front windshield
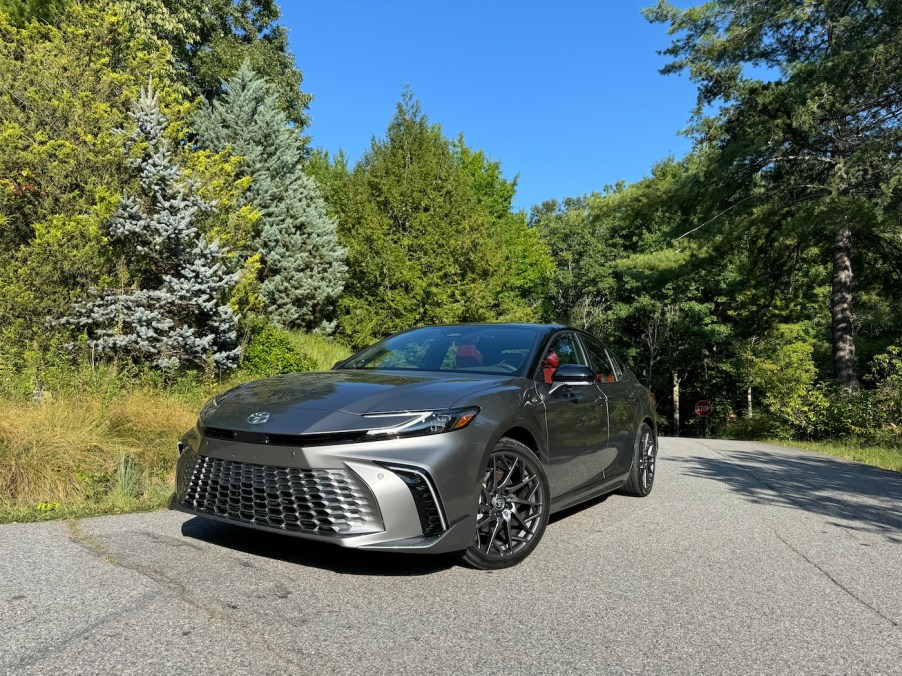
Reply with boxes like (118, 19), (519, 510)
(339, 326), (541, 376)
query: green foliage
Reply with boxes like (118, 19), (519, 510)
(333, 90), (548, 348)
(241, 323), (316, 377)
(744, 324), (825, 437)
(868, 346), (902, 436)
(283, 331), (352, 371)
(646, 0), (902, 389)
(149, 0), (311, 127)
(0, 3), (178, 356)
(870, 346), (902, 388)
(0, 3), (261, 369)
(193, 61), (346, 332)
(0, 0), (64, 25)
(63, 83), (241, 372)
(735, 331), (902, 444)
(532, 195), (616, 335)
(453, 139), (553, 316)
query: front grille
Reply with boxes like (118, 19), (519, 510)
(202, 426), (369, 446)
(182, 455), (383, 535)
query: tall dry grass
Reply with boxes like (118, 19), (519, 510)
(0, 391), (196, 520)
(0, 331), (354, 521)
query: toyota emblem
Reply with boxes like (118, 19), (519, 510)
(247, 411), (270, 425)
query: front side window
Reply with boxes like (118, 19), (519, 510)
(539, 332), (588, 384)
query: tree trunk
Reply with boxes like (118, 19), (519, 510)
(831, 226), (859, 391)
(672, 372), (680, 437)
(747, 384), (753, 418)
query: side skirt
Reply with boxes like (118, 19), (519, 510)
(549, 473), (629, 515)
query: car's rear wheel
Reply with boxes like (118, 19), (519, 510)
(458, 438), (549, 570)
(621, 422), (657, 497)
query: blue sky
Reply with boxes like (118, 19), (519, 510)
(280, 1), (697, 211)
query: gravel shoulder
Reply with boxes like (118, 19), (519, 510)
(2, 438), (900, 675)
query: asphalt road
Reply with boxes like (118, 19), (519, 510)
(2, 438), (901, 675)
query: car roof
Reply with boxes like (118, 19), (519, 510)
(411, 322), (567, 340)
(417, 322), (566, 331)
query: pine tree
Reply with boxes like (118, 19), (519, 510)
(64, 83), (240, 371)
(647, 0), (902, 390)
(193, 61), (346, 332)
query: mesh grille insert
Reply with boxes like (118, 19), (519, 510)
(182, 455), (383, 535)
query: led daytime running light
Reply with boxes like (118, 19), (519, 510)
(365, 407), (480, 438)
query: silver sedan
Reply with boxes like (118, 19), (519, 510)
(171, 323), (658, 569)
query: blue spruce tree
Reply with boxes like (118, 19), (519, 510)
(65, 83), (240, 371)
(192, 61), (346, 332)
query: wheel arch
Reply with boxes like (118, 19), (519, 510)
(499, 425), (541, 460)
(644, 414), (659, 450)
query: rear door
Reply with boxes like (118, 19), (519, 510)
(539, 332), (609, 498)
(581, 335), (638, 478)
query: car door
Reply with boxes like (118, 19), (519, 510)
(539, 331), (610, 498)
(583, 335), (639, 478)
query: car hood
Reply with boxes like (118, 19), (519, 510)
(201, 369), (509, 435)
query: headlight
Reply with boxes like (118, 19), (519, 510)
(364, 407), (480, 439)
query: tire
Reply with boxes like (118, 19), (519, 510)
(620, 422), (657, 497)
(457, 437), (550, 570)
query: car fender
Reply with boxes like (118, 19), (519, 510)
(451, 379), (548, 465)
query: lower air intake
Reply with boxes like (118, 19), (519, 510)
(385, 465), (446, 536)
(182, 456), (383, 535)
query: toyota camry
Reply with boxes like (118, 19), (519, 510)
(171, 323), (658, 569)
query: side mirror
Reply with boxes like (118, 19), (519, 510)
(550, 364), (596, 389)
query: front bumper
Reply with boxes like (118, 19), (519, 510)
(170, 425), (488, 554)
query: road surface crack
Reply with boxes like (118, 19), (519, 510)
(772, 531), (899, 628)
(692, 440), (899, 629)
(66, 519), (117, 565)
(64, 519), (311, 670)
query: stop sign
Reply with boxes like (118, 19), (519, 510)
(694, 400), (712, 417)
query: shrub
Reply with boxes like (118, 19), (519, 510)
(285, 331), (352, 370)
(241, 324), (316, 377)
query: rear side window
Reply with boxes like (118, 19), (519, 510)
(582, 335), (620, 383)
(606, 348), (625, 382)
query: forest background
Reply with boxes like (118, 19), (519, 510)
(1, 0), (899, 520)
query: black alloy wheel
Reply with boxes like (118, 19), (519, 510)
(621, 422), (657, 497)
(458, 437), (549, 570)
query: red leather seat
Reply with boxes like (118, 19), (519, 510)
(456, 344), (483, 368)
(542, 352), (559, 385)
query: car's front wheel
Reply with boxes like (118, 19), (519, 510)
(458, 438), (550, 570)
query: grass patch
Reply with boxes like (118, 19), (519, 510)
(0, 391), (196, 523)
(766, 437), (902, 472)
(285, 331), (353, 369)
(0, 331), (355, 523)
